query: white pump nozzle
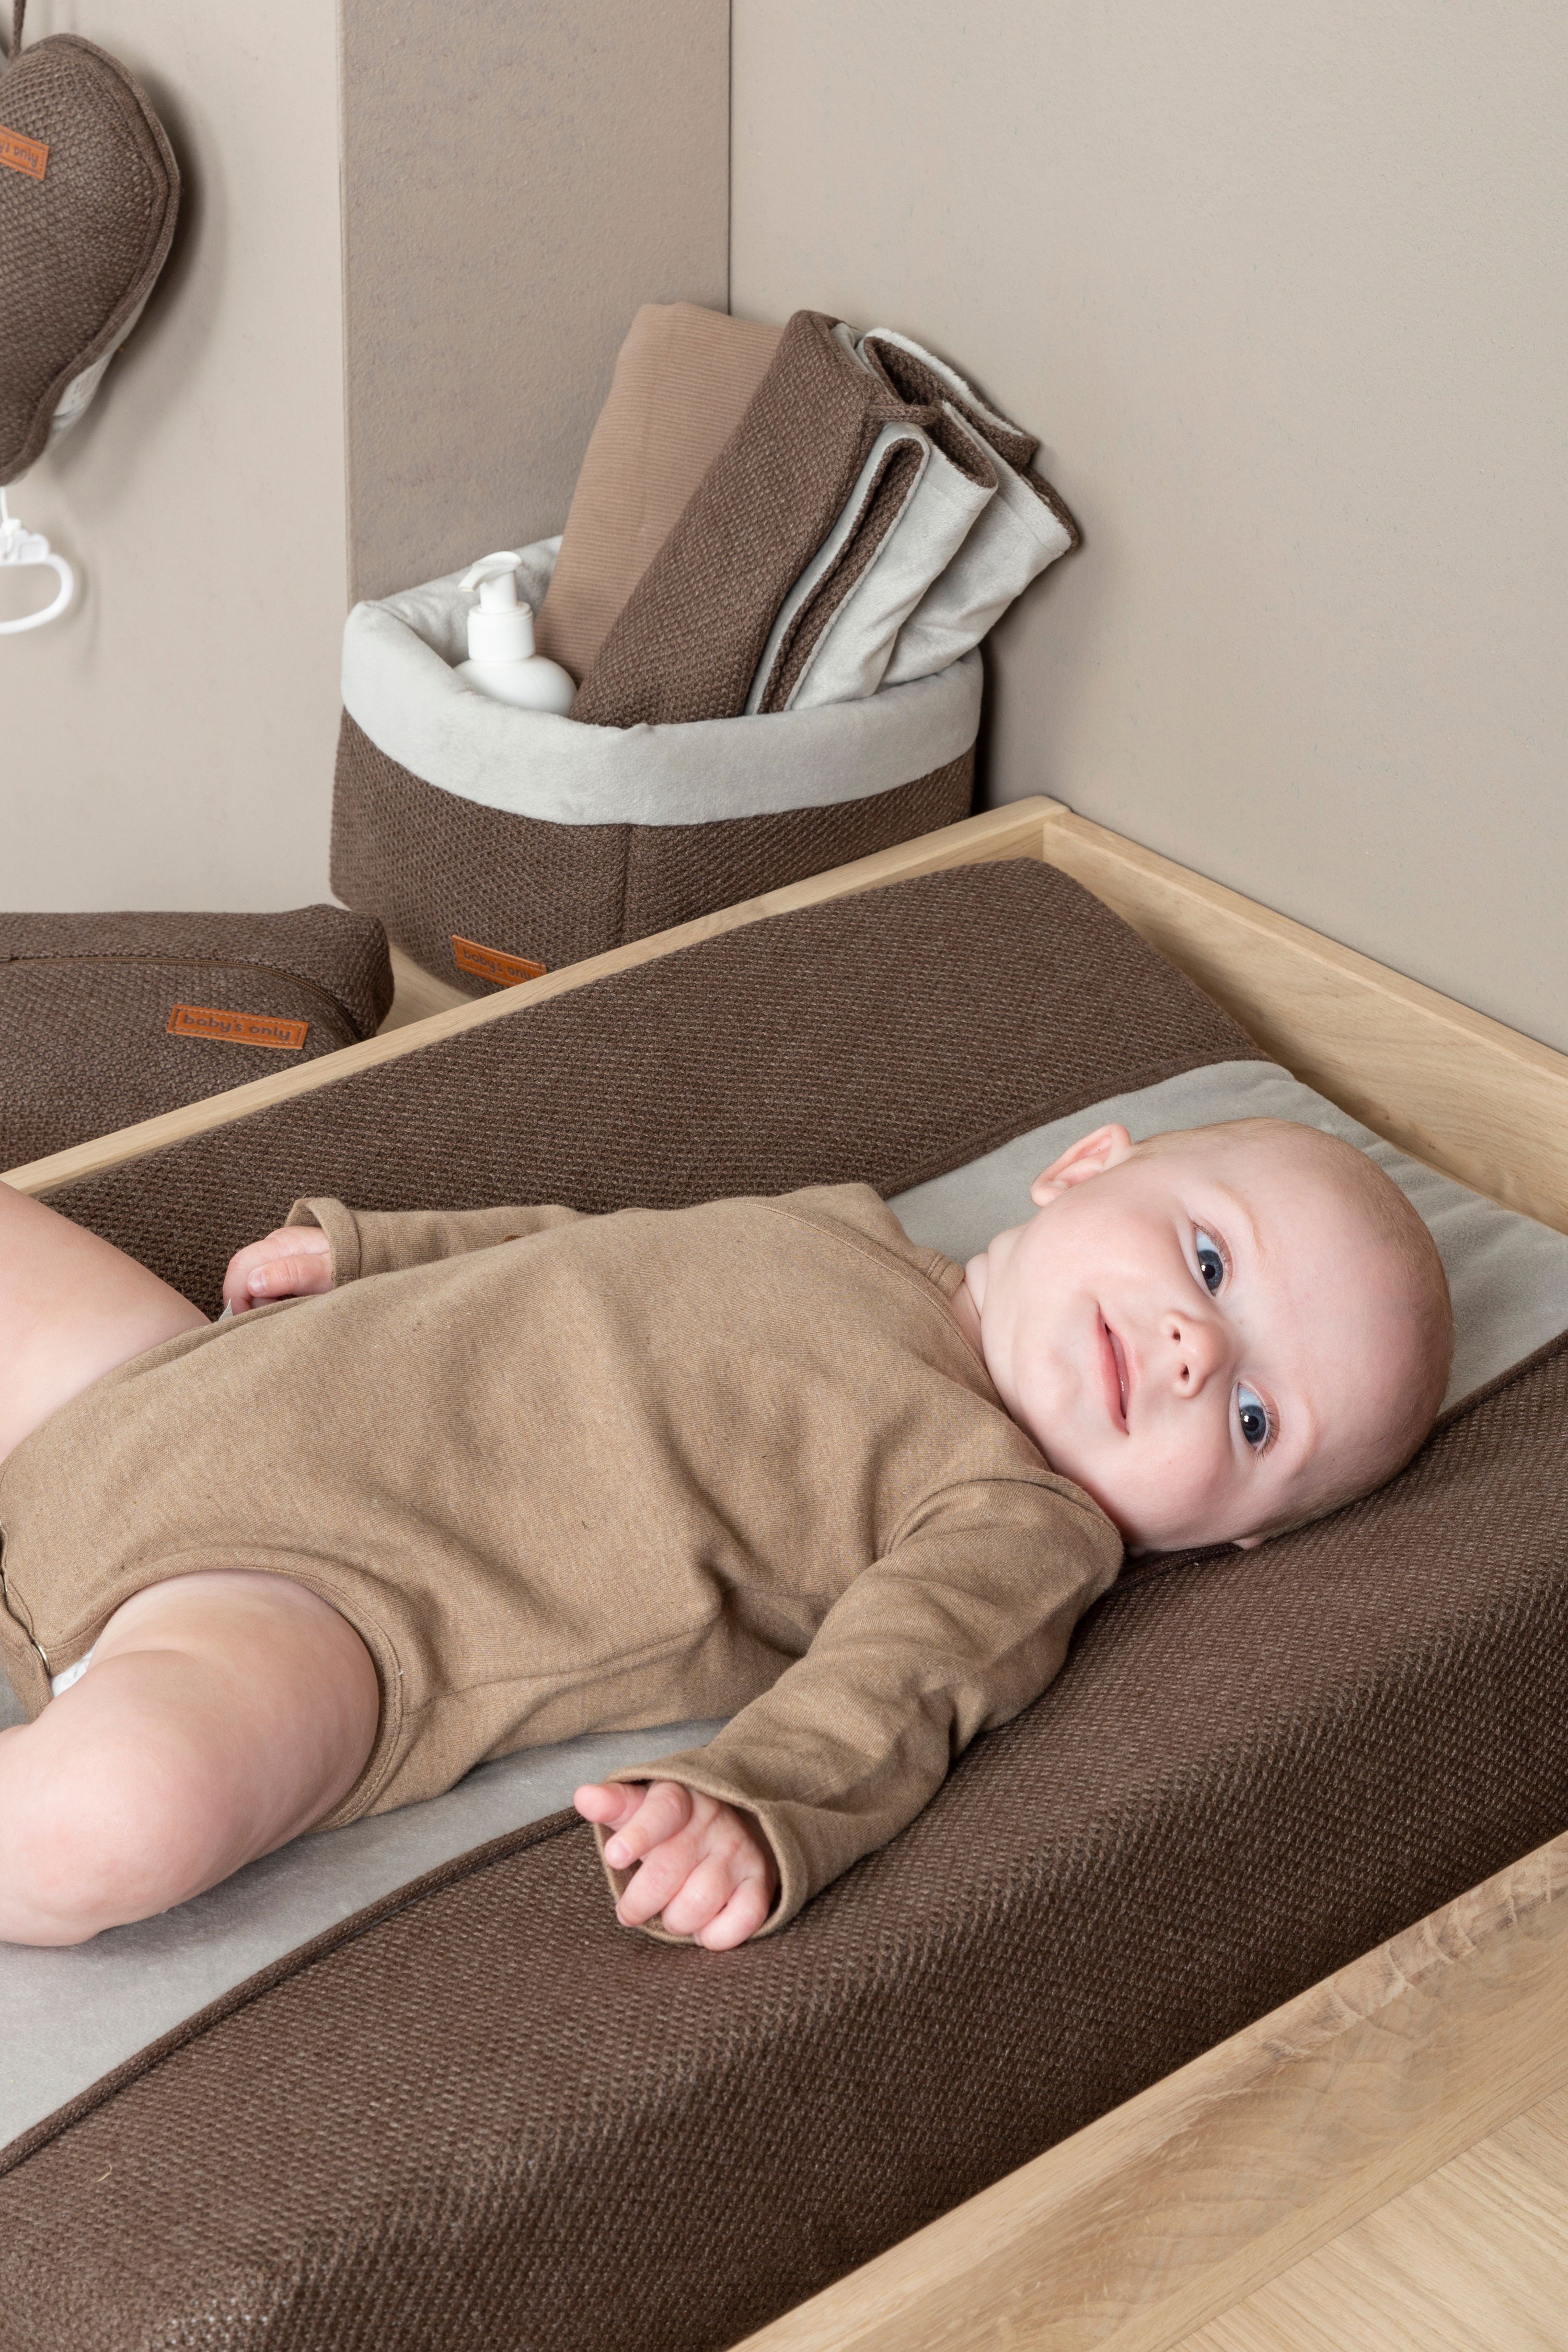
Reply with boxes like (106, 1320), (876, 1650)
(460, 550), (525, 608)
(460, 550), (536, 662)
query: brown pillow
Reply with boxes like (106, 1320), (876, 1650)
(534, 303), (782, 683)
(0, 0), (180, 483)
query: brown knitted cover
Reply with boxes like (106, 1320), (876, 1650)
(571, 309), (939, 729)
(570, 308), (1079, 730)
(0, 2), (180, 483)
(331, 708), (975, 993)
(0, 907), (393, 1170)
(3, 863), (1564, 2351)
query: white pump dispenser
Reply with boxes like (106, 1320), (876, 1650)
(454, 551), (576, 712)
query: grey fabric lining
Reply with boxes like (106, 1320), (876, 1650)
(0, 1711), (723, 2148)
(892, 1059), (1568, 1413)
(341, 537), (982, 829)
(4, 1057), (1564, 2149)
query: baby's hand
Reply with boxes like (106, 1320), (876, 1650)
(574, 1779), (778, 1950)
(222, 1225), (334, 1313)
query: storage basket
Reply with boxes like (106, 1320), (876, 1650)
(0, 905), (391, 1170)
(331, 539), (981, 993)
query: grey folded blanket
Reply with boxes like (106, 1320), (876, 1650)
(571, 311), (931, 728)
(572, 310), (1078, 731)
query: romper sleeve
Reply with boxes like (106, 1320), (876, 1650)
(285, 1198), (586, 1285)
(596, 1474), (1123, 1940)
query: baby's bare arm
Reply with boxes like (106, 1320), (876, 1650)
(574, 1780), (778, 1949)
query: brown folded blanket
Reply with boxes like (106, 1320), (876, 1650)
(533, 304), (783, 684)
(571, 312), (943, 730)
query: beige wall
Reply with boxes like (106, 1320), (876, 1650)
(4, 0), (730, 911)
(340, 0), (729, 601)
(2, 0), (349, 914)
(731, 1), (1568, 1054)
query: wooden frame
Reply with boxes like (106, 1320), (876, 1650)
(7, 798), (1568, 2344)
(11, 797), (1568, 1229)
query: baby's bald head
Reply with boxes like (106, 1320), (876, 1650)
(1129, 1120), (1452, 1527)
(961, 1114), (1454, 1552)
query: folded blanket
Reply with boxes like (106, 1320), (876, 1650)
(750, 332), (1080, 713)
(867, 332), (1080, 690)
(571, 312), (940, 729)
(533, 304), (782, 684)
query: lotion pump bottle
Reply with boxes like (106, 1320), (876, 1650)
(454, 552), (576, 712)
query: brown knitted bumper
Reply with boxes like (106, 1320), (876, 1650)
(0, 906), (393, 1170)
(3, 863), (1563, 2351)
(331, 710), (975, 991)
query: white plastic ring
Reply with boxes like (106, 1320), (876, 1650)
(0, 548), (75, 635)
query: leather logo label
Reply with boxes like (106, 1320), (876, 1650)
(0, 125), (49, 180)
(167, 1002), (309, 1051)
(451, 935), (547, 986)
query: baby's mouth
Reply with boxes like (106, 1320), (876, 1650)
(1098, 1315), (1130, 1433)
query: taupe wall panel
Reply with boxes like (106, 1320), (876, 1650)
(731, 1), (1568, 1052)
(341, 0), (730, 602)
(2, 1), (348, 913)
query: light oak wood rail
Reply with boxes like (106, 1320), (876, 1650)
(1177, 2082), (1568, 2351)
(733, 1830), (1568, 2352)
(1034, 812), (1568, 1233)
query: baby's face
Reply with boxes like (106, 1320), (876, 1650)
(961, 1123), (1422, 1553)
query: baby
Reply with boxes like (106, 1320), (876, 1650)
(0, 1117), (1451, 1952)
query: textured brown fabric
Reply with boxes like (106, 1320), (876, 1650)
(860, 329), (1082, 548)
(34, 860), (1261, 1316)
(571, 310), (940, 729)
(331, 708), (974, 991)
(0, 1339), (1563, 2350)
(534, 304), (785, 682)
(754, 432), (936, 714)
(0, 907), (392, 1169)
(5, 866), (1560, 2349)
(0, 11), (179, 482)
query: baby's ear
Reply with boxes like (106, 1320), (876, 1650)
(1031, 1123), (1135, 1205)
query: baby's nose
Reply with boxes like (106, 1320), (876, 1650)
(1161, 1308), (1225, 1393)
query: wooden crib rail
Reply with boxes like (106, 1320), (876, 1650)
(8, 798), (1568, 1235)
(731, 1827), (1568, 2352)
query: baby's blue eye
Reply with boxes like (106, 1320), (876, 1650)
(1194, 1230), (1225, 1294)
(1237, 1385), (1271, 1449)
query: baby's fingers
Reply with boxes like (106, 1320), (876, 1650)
(613, 1829), (704, 1928)
(598, 1780), (693, 1872)
(572, 1781), (643, 1834)
(695, 1876), (775, 1952)
(223, 1227), (332, 1311)
(659, 1854), (748, 1942)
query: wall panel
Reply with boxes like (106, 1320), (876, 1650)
(730, 0), (1568, 1052)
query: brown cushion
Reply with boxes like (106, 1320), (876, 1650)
(533, 303), (783, 683)
(0, 907), (393, 1172)
(5, 864), (1563, 2350)
(0, 7), (180, 482)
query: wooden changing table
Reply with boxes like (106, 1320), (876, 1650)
(8, 798), (1568, 2352)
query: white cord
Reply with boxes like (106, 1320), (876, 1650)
(0, 482), (75, 633)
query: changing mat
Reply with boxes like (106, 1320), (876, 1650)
(4, 1055), (1566, 2151)
(4, 1050), (1566, 2150)
(3, 861), (1566, 2352)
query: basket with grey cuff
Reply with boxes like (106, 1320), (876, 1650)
(332, 538), (983, 993)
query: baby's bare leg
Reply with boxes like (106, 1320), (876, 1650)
(0, 1571), (379, 1946)
(0, 1178), (207, 1464)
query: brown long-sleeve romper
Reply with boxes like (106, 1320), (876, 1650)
(0, 1186), (1121, 1931)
